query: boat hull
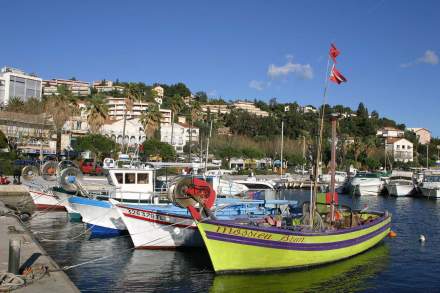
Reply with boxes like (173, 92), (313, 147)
(68, 196), (127, 236)
(197, 213), (391, 273)
(29, 190), (68, 211)
(115, 204), (201, 248)
(352, 184), (382, 196)
(420, 187), (440, 199)
(386, 184), (414, 197)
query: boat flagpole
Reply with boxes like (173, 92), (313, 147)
(311, 55), (332, 227)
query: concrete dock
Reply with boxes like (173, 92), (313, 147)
(0, 205), (79, 292)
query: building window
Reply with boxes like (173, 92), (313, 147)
(402, 145), (405, 149)
(396, 145), (400, 149)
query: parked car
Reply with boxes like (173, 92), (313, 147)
(80, 160), (103, 176)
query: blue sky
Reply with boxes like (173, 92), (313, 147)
(2, 0), (439, 136)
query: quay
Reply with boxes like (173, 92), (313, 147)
(0, 198), (79, 292)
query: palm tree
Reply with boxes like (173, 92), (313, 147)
(5, 97), (24, 112)
(139, 104), (162, 139)
(44, 85), (78, 158)
(86, 95), (109, 133)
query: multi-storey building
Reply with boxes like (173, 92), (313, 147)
(386, 137), (414, 162)
(93, 80), (125, 94)
(232, 101), (269, 117)
(160, 123), (199, 153)
(201, 104), (230, 115)
(106, 97), (171, 124)
(43, 79), (90, 97)
(0, 67), (42, 105)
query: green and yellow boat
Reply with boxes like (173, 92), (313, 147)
(186, 200), (391, 273)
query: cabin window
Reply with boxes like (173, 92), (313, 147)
(115, 173), (123, 184)
(137, 173), (149, 184)
(125, 173), (136, 184)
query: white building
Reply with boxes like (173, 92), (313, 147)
(377, 127), (404, 138)
(152, 86), (164, 97)
(93, 80), (125, 94)
(201, 104), (230, 115)
(232, 101), (269, 117)
(101, 118), (146, 146)
(386, 137), (413, 162)
(106, 97), (172, 124)
(43, 79), (90, 97)
(0, 67), (42, 105)
(160, 123), (199, 153)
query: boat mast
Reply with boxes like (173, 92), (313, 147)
(205, 120), (213, 174)
(311, 56), (332, 227)
(330, 113), (338, 222)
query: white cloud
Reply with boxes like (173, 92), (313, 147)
(401, 50), (439, 68)
(249, 80), (266, 91)
(267, 58), (313, 80)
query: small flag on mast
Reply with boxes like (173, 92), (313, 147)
(329, 43), (340, 63)
(329, 65), (347, 84)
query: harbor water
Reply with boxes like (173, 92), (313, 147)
(27, 190), (440, 292)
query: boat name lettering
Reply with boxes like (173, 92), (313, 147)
(216, 226), (273, 240)
(278, 235), (305, 243)
(127, 208), (168, 222)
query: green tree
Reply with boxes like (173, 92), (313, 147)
(75, 134), (116, 161)
(141, 139), (175, 161)
(86, 95), (109, 133)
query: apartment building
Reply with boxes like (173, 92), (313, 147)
(106, 97), (172, 124)
(0, 67), (42, 105)
(93, 80), (125, 94)
(43, 79), (90, 97)
(376, 127), (404, 138)
(201, 104), (230, 115)
(232, 101), (269, 117)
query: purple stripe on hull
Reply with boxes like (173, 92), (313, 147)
(205, 222), (391, 251)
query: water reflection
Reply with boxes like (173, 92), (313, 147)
(210, 244), (390, 293)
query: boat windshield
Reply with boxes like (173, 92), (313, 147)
(355, 173), (379, 178)
(424, 175), (440, 182)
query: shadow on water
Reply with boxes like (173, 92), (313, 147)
(210, 244), (390, 293)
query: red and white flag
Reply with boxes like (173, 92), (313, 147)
(329, 65), (347, 84)
(329, 43), (340, 63)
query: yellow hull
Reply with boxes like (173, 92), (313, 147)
(197, 213), (391, 273)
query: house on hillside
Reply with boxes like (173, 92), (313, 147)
(407, 127), (431, 145)
(376, 127), (404, 138)
(385, 137), (413, 162)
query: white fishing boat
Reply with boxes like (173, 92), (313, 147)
(233, 174), (275, 190)
(68, 166), (158, 235)
(420, 171), (440, 199)
(320, 171), (347, 185)
(385, 171), (415, 197)
(349, 173), (382, 196)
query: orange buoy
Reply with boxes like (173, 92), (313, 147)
(388, 231), (397, 238)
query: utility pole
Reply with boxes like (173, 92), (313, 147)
(426, 144), (429, 169)
(205, 120), (213, 173)
(280, 120), (284, 176)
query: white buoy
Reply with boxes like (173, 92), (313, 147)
(419, 235), (426, 242)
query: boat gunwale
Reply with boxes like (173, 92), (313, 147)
(204, 211), (390, 236)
